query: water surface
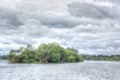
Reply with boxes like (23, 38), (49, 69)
(0, 60), (120, 80)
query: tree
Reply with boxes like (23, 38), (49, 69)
(49, 53), (61, 63)
(8, 42), (83, 63)
(67, 55), (76, 62)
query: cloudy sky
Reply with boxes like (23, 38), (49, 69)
(0, 0), (120, 55)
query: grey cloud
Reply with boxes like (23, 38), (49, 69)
(89, 40), (120, 50)
(18, 19), (52, 37)
(19, 11), (79, 28)
(13, 39), (36, 45)
(0, 7), (23, 28)
(73, 24), (102, 33)
(0, 0), (120, 55)
(98, 0), (120, 5)
(68, 39), (120, 55)
(68, 2), (120, 19)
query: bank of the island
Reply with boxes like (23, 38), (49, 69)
(8, 43), (83, 63)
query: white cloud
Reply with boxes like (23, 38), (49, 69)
(0, 0), (120, 55)
(18, 19), (52, 37)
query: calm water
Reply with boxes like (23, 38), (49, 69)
(0, 60), (120, 80)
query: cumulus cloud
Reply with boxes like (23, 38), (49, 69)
(0, 0), (120, 55)
(18, 19), (52, 37)
(68, 1), (120, 20)
(0, 7), (23, 28)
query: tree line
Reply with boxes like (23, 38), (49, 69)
(0, 55), (8, 60)
(82, 54), (120, 61)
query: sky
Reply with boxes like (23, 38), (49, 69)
(0, 0), (120, 55)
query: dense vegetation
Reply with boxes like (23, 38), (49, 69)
(8, 43), (83, 63)
(82, 54), (120, 61)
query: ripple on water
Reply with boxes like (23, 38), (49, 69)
(0, 61), (120, 80)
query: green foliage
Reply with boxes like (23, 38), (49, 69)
(8, 53), (20, 63)
(65, 48), (83, 62)
(67, 55), (76, 62)
(10, 50), (17, 54)
(8, 42), (83, 63)
(49, 53), (61, 63)
(82, 54), (120, 61)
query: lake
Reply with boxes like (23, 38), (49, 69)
(0, 60), (120, 80)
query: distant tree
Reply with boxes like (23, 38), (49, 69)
(0, 55), (8, 60)
(82, 54), (120, 61)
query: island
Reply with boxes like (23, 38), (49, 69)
(8, 43), (83, 63)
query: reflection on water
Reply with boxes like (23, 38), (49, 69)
(0, 60), (120, 80)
